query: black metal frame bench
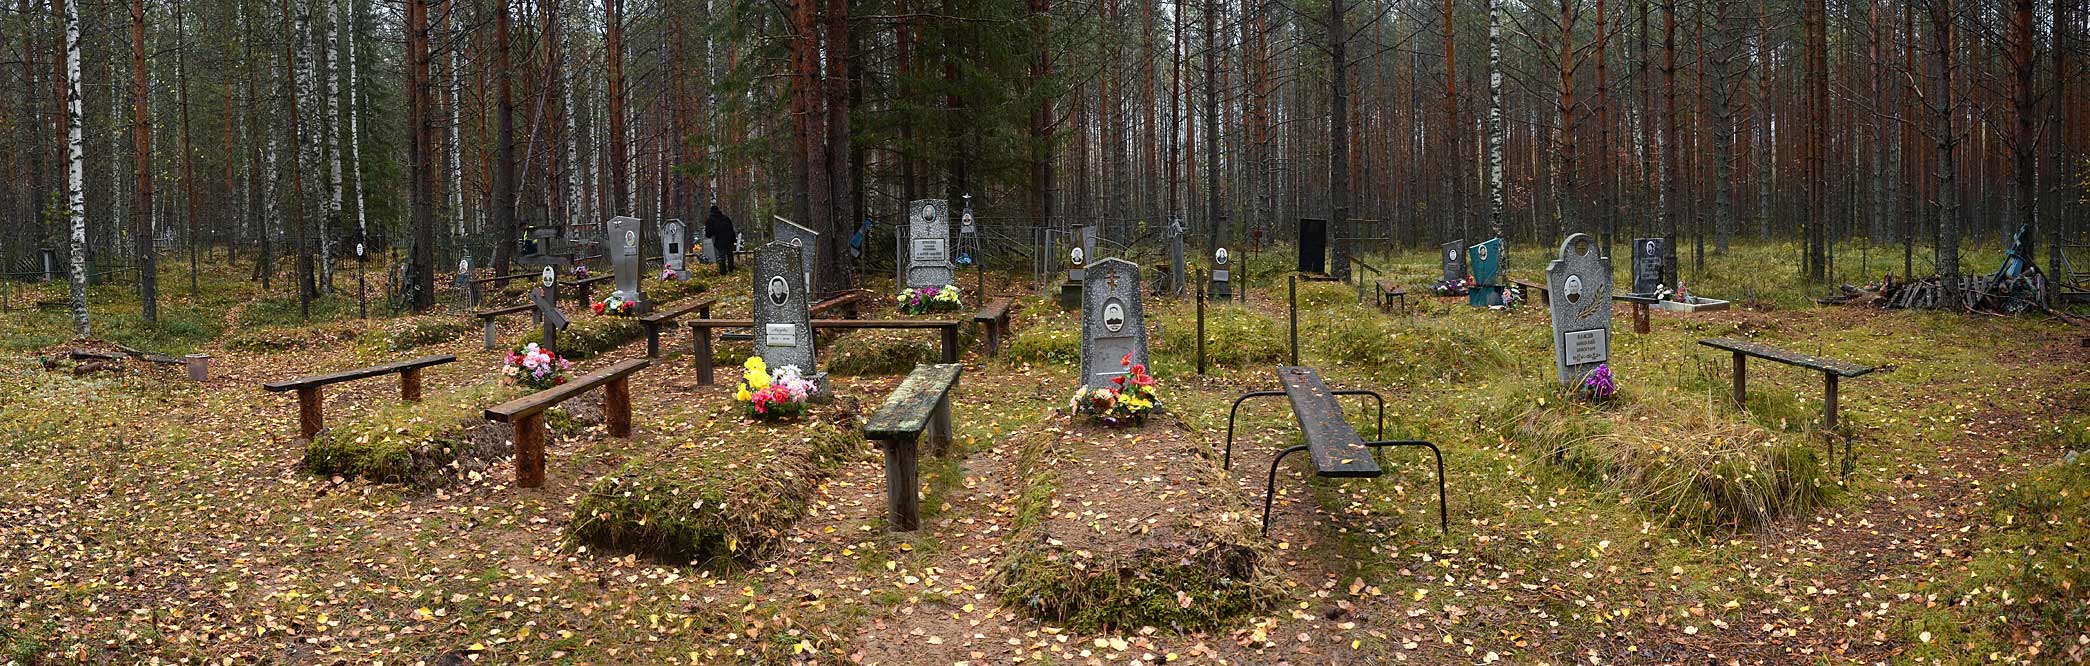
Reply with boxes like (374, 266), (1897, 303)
(473, 303), (536, 350)
(638, 296), (717, 358)
(1225, 366), (1446, 535)
(262, 355), (457, 439)
(1699, 337), (1874, 434)
(863, 363), (963, 531)
(483, 358), (649, 488)
(973, 297), (1014, 357)
(688, 318), (960, 385)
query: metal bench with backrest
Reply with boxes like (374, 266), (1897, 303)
(638, 296), (717, 358)
(1225, 366), (1447, 535)
(483, 358), (650, 488)
(262, 355), (458, 439)
(973, 297), (1014, 357)
(862, 363), (963, 531)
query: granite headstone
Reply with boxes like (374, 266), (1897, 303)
(773, 215), (820, 293)
(1441, 239), (1467, 282)
(753, 239), (825, 393)
(1630, 237), (1666, 296)
(606, 215), (648, 312)
(1210, 246), (1233, 299)
(906, 199), (954, 289)
(1080, 257), (1149, 389)
(1467, 237), (1506, 307)
(1545, 233), (1613, 387)
(1166, 218), (1186, 296)
(661, 219), (687, 279)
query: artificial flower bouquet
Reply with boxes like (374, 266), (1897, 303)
(896, 285), (963, 315)
(569, 264), (591, 279)
(1580, 363), (1616, 401)
(734, 357), (817, 421)
(1068, 353), (1159, 426)
(502, 343), (572, 391)
(1432, 277), (1470, 297)
(661, 267), (681, 281)
(592, 292), (638, 317)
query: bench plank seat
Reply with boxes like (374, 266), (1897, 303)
(1699, 337), (1874, 377)
(473, 303), (534, 319)
(863, 363), (963, 531)
(1277, 366), (1381, 478)
(638, 296), (717, 358)
(973, 297), (1014, 356)
(484, 358), (649, 488)
(263, 354), (455, 392)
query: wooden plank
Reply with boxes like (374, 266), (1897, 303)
(686, 319), (961, 330)
(638, 295), (718, 324)
(262, 354), (457, 392)
(1698, 337), (1873, 377)
(484, 358), (652, 422)
(473, 303), (535, 319)
(973, 297), (1013, 322)
(1275, 366), (1381, 478)
(864, 364), (963, 441)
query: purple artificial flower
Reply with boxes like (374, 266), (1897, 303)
(1582, 363), (1616, 399)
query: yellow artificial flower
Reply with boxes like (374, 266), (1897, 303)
(735, 385), (753, 402)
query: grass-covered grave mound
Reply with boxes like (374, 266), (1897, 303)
(304, 378), (530, 488)
(519, 315), (644, 360)
(994, 412), (1281, 633)
(565, 413), (862, 566)
(825, 307), (982, 376)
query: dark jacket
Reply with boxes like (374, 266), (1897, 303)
(703, 207), (737, 246)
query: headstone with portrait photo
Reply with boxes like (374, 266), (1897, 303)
(1545, 233), (1614, 387)
(754, 239), (825, 395)
(1080, 257), (1149, 389)
(905, 199), (954, 289)
(607, 215), (650, 313)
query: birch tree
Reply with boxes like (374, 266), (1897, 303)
(61, 0), (88, 337)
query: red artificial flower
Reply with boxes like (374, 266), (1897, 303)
(1120, 352), (1134, 367)
(1131, 373), (1154, 387)
(1130, 364), (1146, 375)
(591, 302), (605, 315)
(1113, 376), (1125, 386)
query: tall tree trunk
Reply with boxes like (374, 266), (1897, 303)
(606, 0), (630, 215)
(284, 0), (313, 316)
(822, 0), (854, 295)
(1209, 0), (1226, 262)
(407, 0), (436, 311)
(61, 0), (88, 336)
(345, 0), (367, 263)
(1555, 0), (1580, 242)
(1029, 0), (1055, 282)
(1928, 0), (1960, 305)
(2009, 0), (2037, 255)
(178, 0), (199, 298)
(1596, 0), (1614, 252)
(492, 0), (518, 275)
(1486, 0), (1507, 240)
(130, 0), (157, 324)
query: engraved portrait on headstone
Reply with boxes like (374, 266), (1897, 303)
(905, 199), (955, 289)
(1080, 257), (1149, 389)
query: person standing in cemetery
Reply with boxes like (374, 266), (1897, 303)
(705, 205), (739, 274)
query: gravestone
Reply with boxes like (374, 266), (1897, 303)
(661, 219), (687, 279)
(1166, 218), (1186, 296)
(754, 240), (826, 394)
(1441, 239), (1467, 282)
(1545, 233), (1613, 387)
(1467, 238), (1506, 307)
(1080, 257), (1148, 389)
(905, 199), (954, 289)
(1298, 218), (1329, 274)
(532, 266), (570, 358)
(699, 226), (719, 264)
(606, 215), (649, 313)
(1630, 237), (1666, 296)
(773, 215), (819, 293)
(1058, 245), (1087, 310)
(1210, 246), (1233, 299)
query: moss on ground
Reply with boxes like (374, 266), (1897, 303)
(519, 315), (644, 360)
(565, 418), (862, 566)
(358, 315), (475, 353)
(993, 416), (1281, 633)
(303, 379), (527, 488)
(1002, 308), (1078, 366)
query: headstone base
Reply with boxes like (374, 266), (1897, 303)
(1059, 282), (1083, 310)
(1469, 285), (1504, 307)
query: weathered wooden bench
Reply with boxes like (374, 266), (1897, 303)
(262, 355), (457, 439)
(1225, 366), (1447, 535)
(689, 318), (961, 385)
(973, 297), (1014, 357)
(718, 292), (866, 343)
(483, 358), (650, 488)
(1510, 278), (1548, 305)
(862, 363), (963, 531)
(638, 296), (717, 358)
(1374, 280), (1408, 314)
(1615, 293), (1658, 334)
(1699, 337), (1874, 433)
(561, 274), (614, 306)
(473, 303), (536, 350)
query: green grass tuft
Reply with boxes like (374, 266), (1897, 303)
(303, 379), (526, 487)
(519, 316), (644, 360)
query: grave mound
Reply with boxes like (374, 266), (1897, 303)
(564, 416), (862, 565)
(303, 379), (565, 488)
(994, 412), (1280, 632)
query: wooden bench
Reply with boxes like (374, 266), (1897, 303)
(973, 297), (1014, 357)
(1374, 280), (1408, 314)
(1615, 293), (1658, 334)
(1225, 366), (1446, 535)
(483, 358), (650, 488)
(262, 355), (457, 439)
(473, 303), (536, 350)
(1510, 278), (1548, 305)
(718, 292), (867, 343)
(689, 318), (961, 385)
(862, 363), (963, 531)
(638, 296), (717, 358)
(1699, 337), (1874, 433)
(561, 274), (614, 306)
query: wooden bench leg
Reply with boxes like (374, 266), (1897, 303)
(513, 412), (546, 488)
(1634, 303), (1650, 334)
(606, 375), (632, 438)
(296, 386), (323, 440)
(644, 322), (662, 359)
(1732, 352), (1748, 407)
(940, 326), (959, 364)
(881, 438), (920, 531)
(693, 326), (715, 385)
(483, 319), (498, 350)
(1823, 373), (1840, 432)
(400, 367), (423, 402)
(928, 395), (954, 457)
(984, 323), (1001, 358)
